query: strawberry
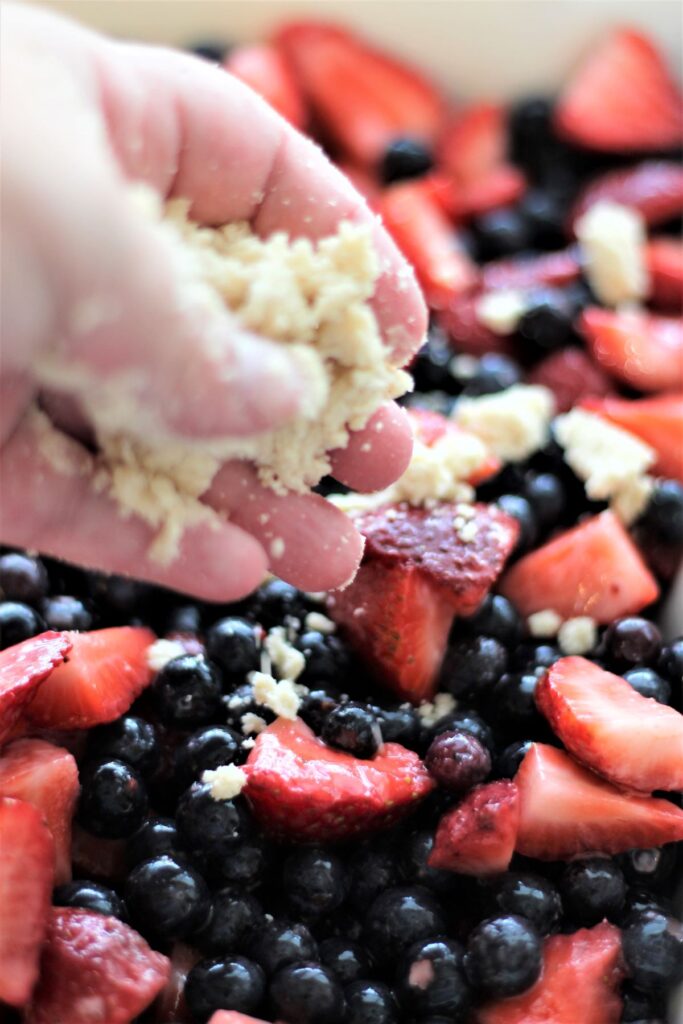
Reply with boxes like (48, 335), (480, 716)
(501, 510), (660, 623)
(476, 922), (624, 1024)
(0, 631), (72, 744)
(480, 248), (580, 291)
(428, 780), (519, 876)
(581, 393), (683, 483)
(0, 738), (78, 884)
(455, 166), (527, 219)
(437, 293), (515, 357)
(528, 347), (615, 413)
(554, 28), (683, 151)
(274, 21), (444, 165)
(646, 238), (683, 311)
(226, 44), (307, 128)
(153, 944), (201, 1023)
(25, 908), (170, 1024)
(244, 717), (434, 842)
(569, 161), (683, 232)
(407, 408), (501, 484)
(375, 181), (479, 308)
(0, 798), (54, 1007)
(209, 1014), (272, 1024)
(580, 307), (683, 392)
(25, 626), (155, 730)
(438, 105), (507, 183)
(536, 656), (683, 793)
(515, 743), (683, 859)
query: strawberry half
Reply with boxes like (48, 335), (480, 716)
(275, 21), (444, 165)
(25, 908), (170, 1024)
(476, 922), (624, 1024)
(528, 347), (615, 414)
(226, 44), (307, 127)
(428, 780), (519, 876)
(515, 743), (683, 859)
(0, 738), (79, 884)
(438, 104), (507, 183)
(0, 798), (54, 1007)
(480, 248), (580, 291)
(501, 511), (659, 623)
(407, 408), (501, 484)
(646, 238), (683, 311)
(536, 656), (683, 793)
(581, 393), (683, 483)
(437, 293), (515, 357)
(569, 161), (683, 232)
(580, 307), (683, 393)
(244, 717), (434, 842)
(25, 626), (155, 730)
(0, 631), (72, 744)
(555, 27), (683, 151)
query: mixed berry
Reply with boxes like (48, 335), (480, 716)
(1, 16), (683, 1024)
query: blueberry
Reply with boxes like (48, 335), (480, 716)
(319, 938), (372, 985)
(381, 136), (433, 184)
(622, 909), (683, 992)
(125, 854), (211, 940)
(400, 830), (458, 894)
(460, 353), (521, 398)
(299, 689), (340, 734)
(166, 603), (202, 634)
(464, 915), (542, 998)
(152, 654), (222, 725)
(0, 553), (48, 605)
(345, 980), (399, 1024)
(189, 40), (229, 62)
(246, 919), (319, 975)
(622, 889), (671, 921)
(397, 937), (471, 1019)
(223, 681), (275, 732)
(185, 955), (265, 1021)
(87, 716), (159, 776)
(604, 617), (662, 667)
(623, 668), (671, 704)
(297, 632), (351, 688)
(496, 494), (538, 551)
(126, 817), (182, 867)
(461, 594), (521, 645)
(440, 636), (508, 697)
(619, 846), (679, 890)
(175, 783), (252, 872)
(411, 331), (462, 395)
(77, 759), (148, 839)
(322, 703), (383, 759)
(522, 472), (566, 528)
(640, 480), (683, 545)
(508, 97), (556, 178)
(247, 578), (307, 628)
(425, 729), (491, 792)
(510, 642), (560, 672)
(211, 836), (270, 890)
(519, 189), (566, 249)
(474, 208), (531, 259)
(560, 857), (625, 926)
(518, 289), (575, 351)
(364, 886), (446, 964)
(0, 601), (45, 648)
(658, 638), (683, 683)
(205, 617), (260, 684)
(495, 740), (533, 779)
(86, 572), (153, 616)
(41, 594), (92, 631)
(53, 880), (127, 921)
(269, 963), (345, 1024)
(173, 724), (244, 790)
(348, 843), (401, 911)
(374, 704), (420, 747)
(194, 889), (264, 955)
(488, 872), (562, 935)
(283, 848), (348, 918)
(491, 673), (543, 735)
(425, 708), (495, 753)
(620, 982), (666, 1022)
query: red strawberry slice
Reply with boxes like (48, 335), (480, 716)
(428, 780), (520, 876)
(407, 408), (501, 484)
(153, 944), (201, 1023)
(480, 248), (580, 291)
(0, 798), (54, 1007)
(555, 28), (683, 151)
(25, 908), (170, 1024)
(0, 631), (72, 743)
(569, 161), (683, 232)
(437, 293), (515, 356)
(375, 181), (479, 308)
(274, 21), (444, 165)
(209, 1014), (272, 1024)
(476, 922), (624, 1024)
(580, 307), (683, 392)
(25, 626), (155, 730)
(438, 104), (507, 183)
(244, 717), (434, 842)
(581, 393), (683, 483)
(328, 561), (456, 702)
(515, 743), (683, 859)
(226, 44), (306, 127)
(646, 238), (683, 311)
(536, 656), (683, 793)
(456, 166), (527, 219)
(0, 738), (78, 884)
(501, 510), (660, 623)
(528, 347), (615, 413)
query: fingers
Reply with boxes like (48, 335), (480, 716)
(329, 402), (414, 492)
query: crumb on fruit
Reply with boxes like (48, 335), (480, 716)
(454, 385), (555, 463)
(251, 671), (302, 719)
(558, 616), (598, 655)
(575, 200), (649, 307)
(202, 763), (248, 801)
(527, 609), (563, 638)
(146, 638), (187, 672)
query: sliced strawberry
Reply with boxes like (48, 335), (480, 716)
(209, 1014), (271, 1024)
(275, 21), (444, 165)
(480, 248), (580, 291)
(0, 798), (54, 1007)
(25, 626), (155, 730)
(437, 293), (515, 356)
(25, 908), (170, 1024)
(528, 347), (615, 413)
(226, 44), (306, 127)
(536, 656), (683, 793)
(407, 408), (501, 484)
(476, 922), (624, 1024)
(456, 166), (527, 219)
(580, 307), (683, 392)
(646, 238), (683, 311)
(581, 393), (683, 482)
(428, 780), (519, 876)
(328, 561), (454, 702)
(515, 743), (683, 859)
(375, 181), (479, 308)
(438, 105), (507, 182)
(0, 738), (78, 884)
(244, 717), (434, 842)
(569, 161), (683, 232)
(555, 28), (683, 151)
(153, 944), (201, 1023)
(501, 510), (660, 623)
(0, 631), (72, 744)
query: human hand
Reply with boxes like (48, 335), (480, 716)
(0, 4), (426, 600)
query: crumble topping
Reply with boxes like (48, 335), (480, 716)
(557, 616), (599, 655)
(574, 200), (649, 307)
(202, 763), (248, 801)
(454, 385), (555, 462)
